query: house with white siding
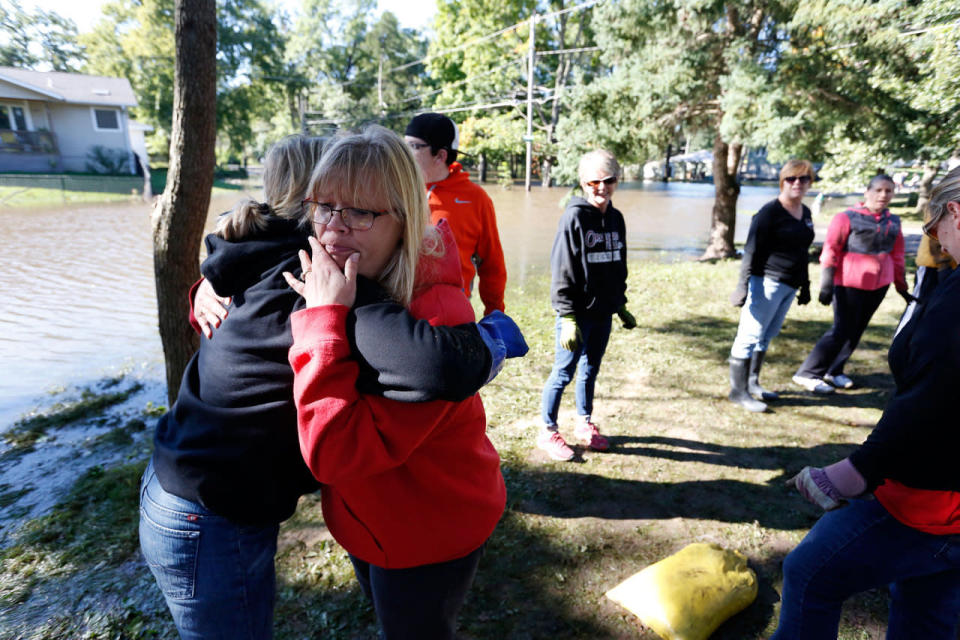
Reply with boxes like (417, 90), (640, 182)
(0, 67), (147, 175)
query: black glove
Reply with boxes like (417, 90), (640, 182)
(897, 289), (916, 305)
(730, 286), (747, 307)
(797, 284), (811, 306)
(818, 267), (835, 306)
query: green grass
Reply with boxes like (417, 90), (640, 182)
(0, 169), (248, 209)
(4, 383), (143, 453)
(0, 259), (911, 638)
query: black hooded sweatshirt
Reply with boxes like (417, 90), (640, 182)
(549, 195), (628, 317)
(152, 216), (491, 525)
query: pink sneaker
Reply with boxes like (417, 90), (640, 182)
(537, 430), (575, 461)
(574, 420), (609, 451)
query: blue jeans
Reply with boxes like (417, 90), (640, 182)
(772, 498), (960, 639)
(541, 313), (612, 426)
(139, 459), (280, 640)
(730, 275), (797, 360)
(350, 545), (484, 640)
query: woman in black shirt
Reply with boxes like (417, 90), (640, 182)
(727, 160), (816, 412)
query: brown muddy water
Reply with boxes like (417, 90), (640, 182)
(0, 180), (813, 427)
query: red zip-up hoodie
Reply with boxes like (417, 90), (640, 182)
(288, 222), (506, 568)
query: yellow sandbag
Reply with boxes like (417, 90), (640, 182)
(605, 542), (757, 640)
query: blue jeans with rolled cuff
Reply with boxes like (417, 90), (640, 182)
(730, 275), (797, 360)
(541, 312), (612, 426)
(772, 498), (960, 639)
(139, 459), (280, 640)
(349, 544), (485, 640)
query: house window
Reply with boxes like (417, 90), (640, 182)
(0, 104), (28, 130)
(93, 108), (120, 131)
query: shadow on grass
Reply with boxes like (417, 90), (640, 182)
(607, 436), (859, 473)
(512, 468), (819, 531)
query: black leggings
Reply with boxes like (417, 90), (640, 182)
(796, 285), (888, 378)
(349, 544), (484, 640)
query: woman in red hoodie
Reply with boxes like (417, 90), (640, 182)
(282, 126), (507, 640)
(792, 174), (911, 393)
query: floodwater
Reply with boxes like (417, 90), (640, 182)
(0, 180), (791, 427)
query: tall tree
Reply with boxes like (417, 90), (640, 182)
(152, 0), (217, 403)
(0, 5), (84, 71)
(576, 0), (806, 259)
(426, 0), (598, 186)
(83, 0), (292, 159)
(288, 0), (428, 130)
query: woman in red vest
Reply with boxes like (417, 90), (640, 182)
(792, 174), (911, 393)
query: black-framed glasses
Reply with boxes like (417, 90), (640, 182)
(302, 200), (390, 231)
(784, 175), (812, 184)
(407, 142), (431, 151)
(585, 176), (618, 188)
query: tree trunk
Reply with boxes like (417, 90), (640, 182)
(541, 158), (552, 189)
(700, 131), (741, 260)
(915, 160), (940, 216)
(151, 0), (217, 404)
(478, 152), (486, 183)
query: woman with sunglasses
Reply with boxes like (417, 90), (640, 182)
(537, 150), (635, 461)
(283, 126), (510, 639)
(773, 166), (960, 640)
(727, 160), (816, 412)
(792, 174), (910, 394)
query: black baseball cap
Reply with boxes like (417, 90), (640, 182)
(405, 113), (460, 161)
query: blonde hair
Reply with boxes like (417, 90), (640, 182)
(578, 149), (621, 183)
(306, 125), (437, 305)
(778, 159), (815, 190)
(924, 165), (960, 236)
(217, 134), (327, 240)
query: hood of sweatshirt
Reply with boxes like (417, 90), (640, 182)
(201, 216), (310, 297)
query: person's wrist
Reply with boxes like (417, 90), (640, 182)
(823, 458), (867, 498)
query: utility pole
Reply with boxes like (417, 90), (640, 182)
(378, 57), (384, 112)
(524, 13), (536, 191)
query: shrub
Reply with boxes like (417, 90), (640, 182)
(85, 145), (130, 175)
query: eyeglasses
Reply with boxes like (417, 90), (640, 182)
(924, 202), (959, 240)
(923, 217), (940, 240)
(407, 142), (431, 151)
(784, 175), (812, 184)
(585, 176), (618, 188)
(302, 200), (390, 231)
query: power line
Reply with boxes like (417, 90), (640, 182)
(396, 57), (526, 104)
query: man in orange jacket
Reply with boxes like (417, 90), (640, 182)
(404, 113), (507, 315)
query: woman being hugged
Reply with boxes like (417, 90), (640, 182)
(793, 174), (910, 394)
(728, 159), (816, 412)
(284, 126), (506, 639)
(774, 166), (960, 639)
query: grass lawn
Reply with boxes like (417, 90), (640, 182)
(0, 258), (912, 639)
(0, 170), (247, 209)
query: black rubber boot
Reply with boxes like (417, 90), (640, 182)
(729, 357), (767, 412)
(748, 351), (779, 401)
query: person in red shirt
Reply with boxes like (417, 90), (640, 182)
(774, 166), (960, 639)
(283, 126), (509, 640)
(404, 112), (507, 315)
(792, 174), (911, 393)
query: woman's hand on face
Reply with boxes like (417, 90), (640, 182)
(195, 278), (231, 339)
(284, 235), (359, 309)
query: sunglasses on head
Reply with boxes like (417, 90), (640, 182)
(784, 175), (812, 184)
(586, 176), (618, 188)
